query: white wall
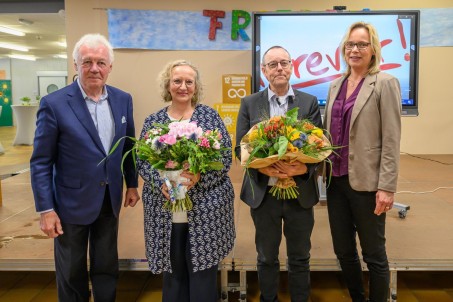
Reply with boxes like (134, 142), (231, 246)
(10, 58), (67, 105)
(0, 59), (11, 79)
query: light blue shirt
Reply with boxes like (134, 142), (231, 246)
(77, 79), (115, 154)
(267, 86), (295, 117)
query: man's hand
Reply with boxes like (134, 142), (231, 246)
(273, 161), (308, 177)
(40, 211), (63, 238)
(124, 188), (140, 207)
(258, 165), (288, 178)
(374, 190), (394, 216)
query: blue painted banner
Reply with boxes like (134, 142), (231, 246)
(419, 8), (453, 47)
(108, 9), (251, 50)
(107, 8), (453, 50)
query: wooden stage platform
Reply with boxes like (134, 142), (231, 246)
(1, 154), (453, 301)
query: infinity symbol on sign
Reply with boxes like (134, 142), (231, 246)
(227, 88), (247, 98)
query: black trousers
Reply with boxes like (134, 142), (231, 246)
(162, 223), (219, 302)
(327, 176), (389, 302)
(251, 191), (314, 302)
(54, 189), (119, 302)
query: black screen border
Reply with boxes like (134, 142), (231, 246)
(252, 10), (420, 116)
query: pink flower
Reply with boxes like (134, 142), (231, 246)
(168, 121), (203, 139)
(159, 134), (177, 145)
(165, 160), (178, 169)
(199, 137), (210, 148)
(213, 140), (220, 150)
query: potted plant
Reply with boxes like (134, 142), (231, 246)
(20, 96), (31, 106)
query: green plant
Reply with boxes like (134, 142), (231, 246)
(20, 96), (31, 105)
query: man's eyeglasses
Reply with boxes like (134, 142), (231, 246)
(263, 60), (292, 70)
(171, 79), (195, 87)
(344, 41), (371, 50)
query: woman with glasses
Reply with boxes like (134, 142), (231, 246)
(323, 22), (401, 302)
(137, 60), (235, 302)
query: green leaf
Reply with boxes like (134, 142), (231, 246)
(209, 162), (224, 170)
(277, 136), (288, 158)
(285, 107), (299, 124)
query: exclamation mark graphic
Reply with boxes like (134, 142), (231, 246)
(397, 19), (410, 61)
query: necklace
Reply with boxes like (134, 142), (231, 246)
(168, 105), (193, 120)
(348, 79), (357, 87)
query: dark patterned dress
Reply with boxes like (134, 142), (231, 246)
(138, 104), (235, 273)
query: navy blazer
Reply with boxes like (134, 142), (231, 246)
(30, 81), (138, 225)
(235, 89), (322, 209)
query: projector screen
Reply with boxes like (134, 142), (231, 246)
(252, 10), (420, 116)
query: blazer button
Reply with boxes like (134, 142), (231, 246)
(349, 154), (354, 160)
(100, 181), (106, 186)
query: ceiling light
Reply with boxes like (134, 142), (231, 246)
(9, 54), (36, 61)
(58, 9), (66, 19)
(57, 41), (67, 48)
(18, 18), (34, 26)
(0, 43), (29, 52)
(0, 26), (25, 36)
(54, 54), (67, 59)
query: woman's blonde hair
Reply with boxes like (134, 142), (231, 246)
(341, 21), (381, 77)
(158, 60), (203, 106)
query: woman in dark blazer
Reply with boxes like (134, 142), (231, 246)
(323, 22), (401, 302)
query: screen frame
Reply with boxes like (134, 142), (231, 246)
(252, 10), (420, 116)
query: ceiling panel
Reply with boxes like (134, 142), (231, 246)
(0, 8), (66, 60)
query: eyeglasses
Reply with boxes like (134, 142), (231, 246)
(80, 59), (110, 70)
(171, 79), (195, 87)
(344, 41), (371, 50)
(263, 60), (292, 70)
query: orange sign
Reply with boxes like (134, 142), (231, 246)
(213, 103), (240, 153)
(222, 74), (251, 103)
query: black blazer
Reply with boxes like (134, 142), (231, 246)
(235, 89), (322, 209)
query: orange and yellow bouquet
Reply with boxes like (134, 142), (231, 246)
(240, 107), (333, 199)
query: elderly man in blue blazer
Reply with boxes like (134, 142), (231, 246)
(30, 33), (139, 302)
(235, 46), (322, 302)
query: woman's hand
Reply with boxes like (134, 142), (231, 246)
(374, 190), (395, 215)
(161, 182), (171, 200)
(181, 170), (201, 190)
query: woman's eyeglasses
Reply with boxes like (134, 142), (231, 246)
(171, 79), (195, 87)
(344, 41), (371, 50)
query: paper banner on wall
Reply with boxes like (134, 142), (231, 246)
(107, 9), (251, 50)
(222, 74), (251, 104)
(107, 8), (453, 50)
(0, 80), (13, 126)
(213, 103), (240, 153)
(420, 8), (453, 47)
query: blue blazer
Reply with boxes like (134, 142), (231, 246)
(30, 81), (138, 225)
(235, 89), (322, 209)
